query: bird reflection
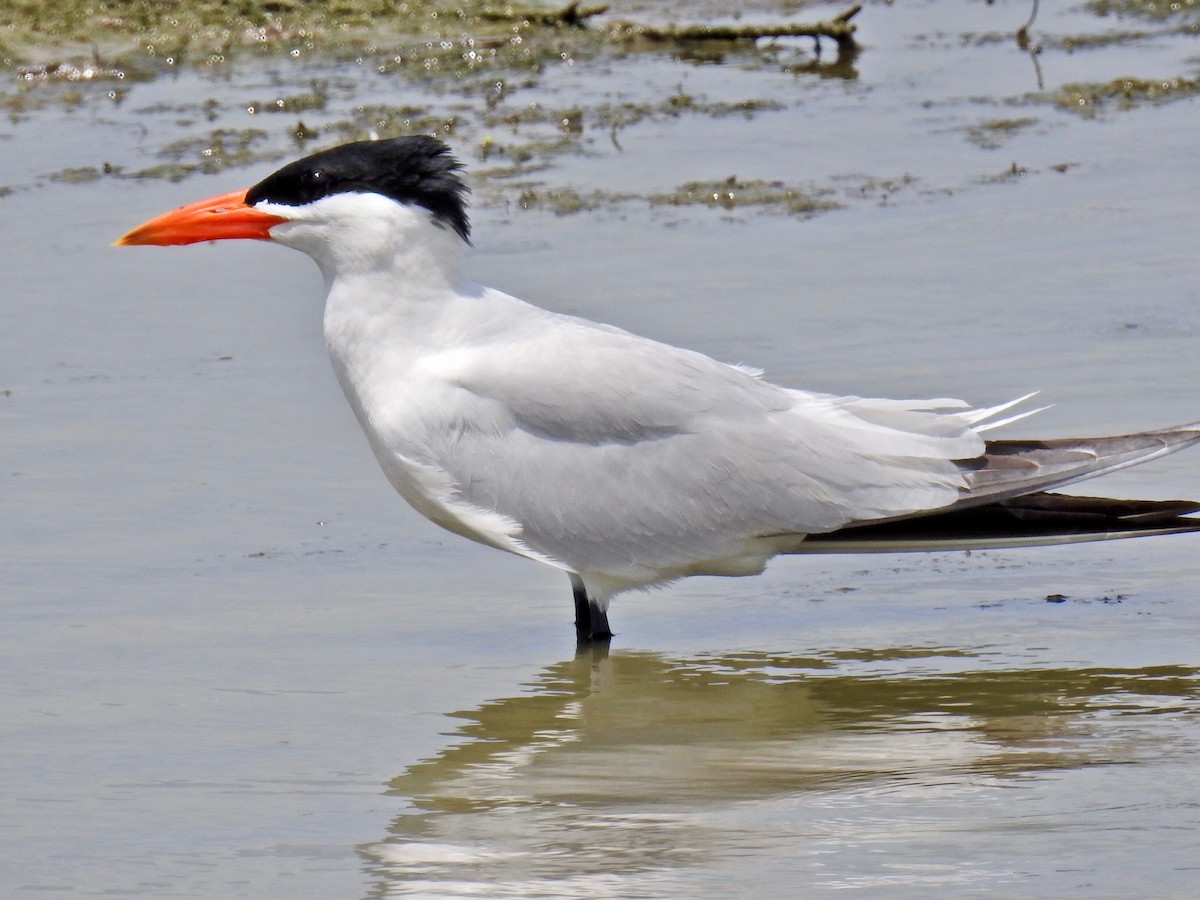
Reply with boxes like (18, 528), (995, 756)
(360, 648), (1199, 896)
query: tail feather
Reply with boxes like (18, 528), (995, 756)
(809, 421), (1200, 551)
(800, 492), (1200, 553)
(959, 422), (1200, 507)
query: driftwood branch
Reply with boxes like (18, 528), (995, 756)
(610, 4), (862, 53)
(479, 2), (862, 52)
(1017, 0), (1040, 48)
(480, 2), (609, 27)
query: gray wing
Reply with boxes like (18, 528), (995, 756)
(420, 308), (1025, 585)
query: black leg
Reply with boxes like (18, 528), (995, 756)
(571, 576), (613, 644)
(588, 601), (613, 643)
(572, 579), (590, 642)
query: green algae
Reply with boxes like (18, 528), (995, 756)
(978, 161), (1029, 184)
(1084, 0), (1199, 21)
(513, 185), (631, 215)
(245, 82), (329, 115)
(650, 176), (842, 218)
(0, 0), (613, 83)
(49, 165), (107, 184)
(965, 116), (1039, 149)
(0, 0), (866, 87)
(502, 177), (844, 220)
(4, 0), (1197, 226)
(1050, 74), (1200, 115)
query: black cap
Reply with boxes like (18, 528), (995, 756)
(245, 136), (470, 243)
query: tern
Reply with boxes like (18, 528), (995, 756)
(118, 136), (1200, 643)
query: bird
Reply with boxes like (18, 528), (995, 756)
(116, 135), (1200, 644)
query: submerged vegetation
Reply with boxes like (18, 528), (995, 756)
(0, 1), (860, 79)
(1, 0), (867, 216)
(2, 0), (613, 91)
(1, 0), (1197, 217)
(1049, 75), (1200, 115)
(964, 117), (1040, 149)
(1083, 0), (1199, 21)
(650, 176), (841, 217)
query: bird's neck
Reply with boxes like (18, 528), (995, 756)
(319, 225), (479, 405)
(313, 221), (466, 298)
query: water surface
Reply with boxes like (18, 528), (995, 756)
(3, 1), (1200, 896)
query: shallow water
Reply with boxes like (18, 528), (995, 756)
(4, 1), (1200, 896)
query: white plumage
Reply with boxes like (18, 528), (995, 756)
(116, 137), (1200, 642)
(264, 191), (1015, 600)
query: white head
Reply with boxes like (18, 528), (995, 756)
(116, 136), (472, 287)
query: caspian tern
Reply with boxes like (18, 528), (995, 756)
(117, 136), (1200, 643)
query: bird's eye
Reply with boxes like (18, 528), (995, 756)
(296, 169), (328, 201)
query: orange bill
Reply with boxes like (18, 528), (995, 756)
(114, 189), (288, 246)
